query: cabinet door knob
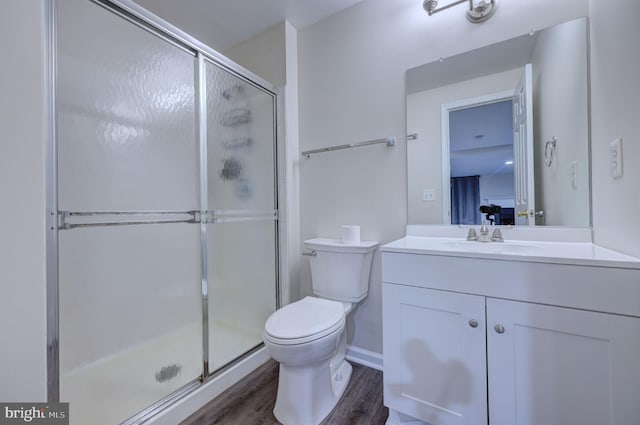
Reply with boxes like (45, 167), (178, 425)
(494, 324), (505, 334)
(469, 319), (479, 328)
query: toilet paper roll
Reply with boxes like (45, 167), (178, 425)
(341, 225), (361, 245)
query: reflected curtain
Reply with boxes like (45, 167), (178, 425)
(451, 176), (480, 225)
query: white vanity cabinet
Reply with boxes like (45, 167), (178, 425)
(486, 298), (640, 425)
(382, 247), (640, 425)
(383, 285), (488, 425)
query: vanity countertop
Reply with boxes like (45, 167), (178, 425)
(382, 236), (640, 270)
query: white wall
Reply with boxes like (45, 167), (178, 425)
(532, 18), (589, 227)
(480, 173), (514, 205)
(406, 69), (521, 224)
(224, 23), (287, 87)
(590, 0), (640, 258)
(0, 0), (48, 401)
(298, 0), (590, 354)
(282, 22), (302, 302)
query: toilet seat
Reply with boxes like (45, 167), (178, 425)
(264, 297), (345, 345)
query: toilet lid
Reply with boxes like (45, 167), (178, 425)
(265, 297), (345, 343)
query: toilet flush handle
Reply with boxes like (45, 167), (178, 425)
(302, 250), (317, 257)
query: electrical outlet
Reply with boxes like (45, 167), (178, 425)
(610, 138), (623, 178)
(423, 189), (436, 201)
(570, 161), (577, 189)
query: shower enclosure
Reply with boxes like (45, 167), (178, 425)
(50, 1), (279, 423)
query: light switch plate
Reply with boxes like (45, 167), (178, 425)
(423, 189), (436, 201)
(610, 138), (623, 178)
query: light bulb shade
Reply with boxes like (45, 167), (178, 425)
(423, 0), (439, 14)
(466, 0), (497, 23)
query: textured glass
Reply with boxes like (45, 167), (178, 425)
(56, 1), (201, 424)
(206, 60), (276, 211)
(207, 220), (277, 372)
(58, 224), (202, 425)
(205, 60), (278, 372)
(57, 0), (198, 212)
(56, 2), (279, 422)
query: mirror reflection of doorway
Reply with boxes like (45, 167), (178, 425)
(448, 99), (515, 225)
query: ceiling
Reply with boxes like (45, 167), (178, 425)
(449, 100), (514, 177)
(133, 0), (365, 51)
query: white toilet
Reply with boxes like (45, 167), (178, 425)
(263, 237), (378, 425)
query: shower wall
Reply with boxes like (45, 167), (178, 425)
(55, 0), (278, 424)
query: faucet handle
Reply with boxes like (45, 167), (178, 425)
(466, 228), (478, 241)
(479, 220), (489, 235)
(491, 228), (504, 242)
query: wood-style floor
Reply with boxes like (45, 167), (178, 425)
(180, 360), (388, 425)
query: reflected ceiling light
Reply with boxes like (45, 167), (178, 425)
(505, 160), (514, 165)
(423, 0), (497, 23)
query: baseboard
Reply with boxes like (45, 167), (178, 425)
(345, 345), (383, 371)
(386, 408), (428, 425)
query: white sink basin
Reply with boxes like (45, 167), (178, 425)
(382, 235), (640, 269)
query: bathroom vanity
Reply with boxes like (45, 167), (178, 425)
(381, 234), (640, 425)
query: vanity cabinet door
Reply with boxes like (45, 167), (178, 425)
(487, 298), (640, 425)
(383, 283), (488, 425)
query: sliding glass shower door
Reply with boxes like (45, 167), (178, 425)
(57, 0), (202, 423)
(55, 0), (278, 424)
(204, 60), (278, 371)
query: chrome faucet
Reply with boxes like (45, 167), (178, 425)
(466, 223), (504, 242)
(478, 221), (491, 242)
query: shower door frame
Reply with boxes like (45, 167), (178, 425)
(45, 0), (281, 422)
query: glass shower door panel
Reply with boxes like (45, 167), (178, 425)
(58, 224), (203, 425)
(204, 59), (277, 372)
(57, 0), (198, 212)
(207, 220), (277, 372)
(205, 60), (276, 212)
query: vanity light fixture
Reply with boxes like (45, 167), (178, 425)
(423, 0), (497, 23)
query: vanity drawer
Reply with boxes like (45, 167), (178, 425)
(382, 251), (640, 318)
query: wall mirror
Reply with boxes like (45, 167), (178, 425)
(406, 17), (590, 227)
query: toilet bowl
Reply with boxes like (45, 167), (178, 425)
(263, 238), (378, 425)
(264, 297), (347, 364)
(264, 297), (352, 425)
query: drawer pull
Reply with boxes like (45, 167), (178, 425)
(469, 319), (479, 328)
(494, 324), (505, 334)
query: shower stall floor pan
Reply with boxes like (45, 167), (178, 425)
(61, 321), (263, 425)
(209, 319), (264, 372)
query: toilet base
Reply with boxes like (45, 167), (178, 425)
(273, 336), (352, 425)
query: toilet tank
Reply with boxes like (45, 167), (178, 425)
(304, 238), (378, 303)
